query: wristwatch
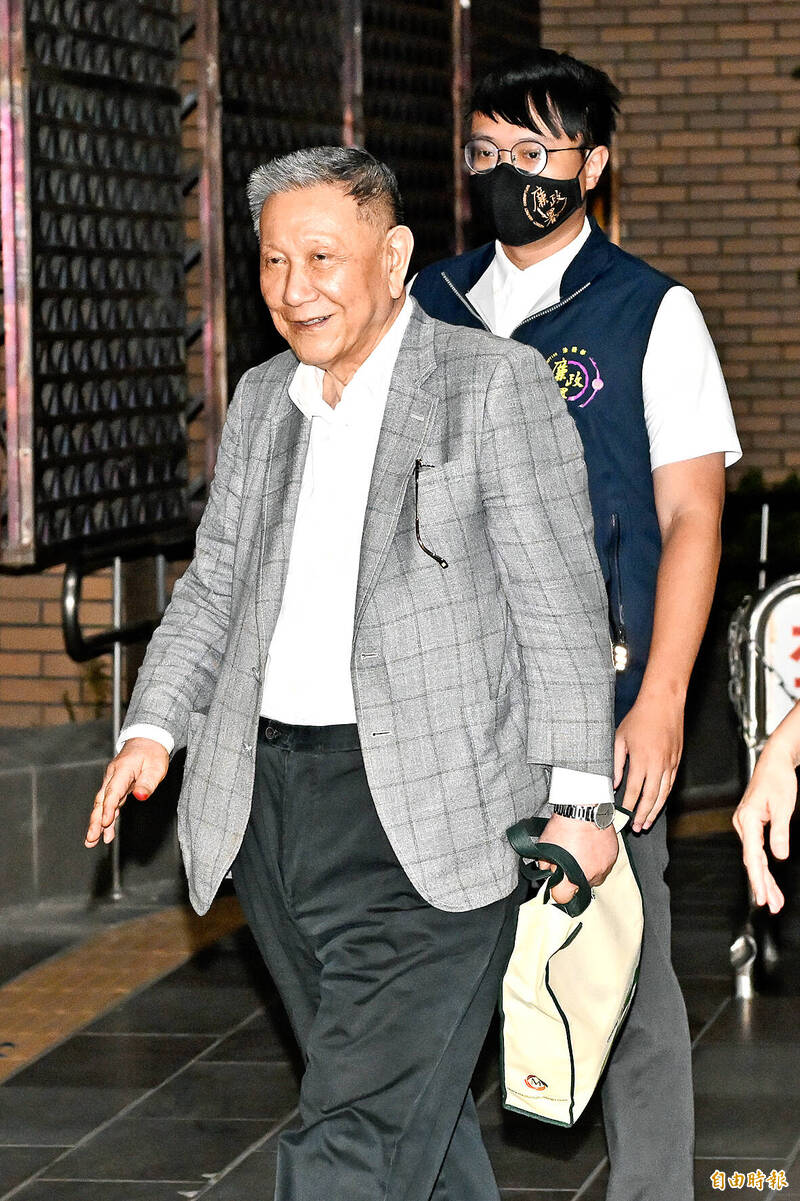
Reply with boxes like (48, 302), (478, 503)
(550, 801), (616, 830)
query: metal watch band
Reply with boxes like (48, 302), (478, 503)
(551, 803), (601, 821)
(550, 801), (616, 829)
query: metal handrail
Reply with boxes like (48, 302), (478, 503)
(62, 562), (159, 664)
(61, 535), (193, 662)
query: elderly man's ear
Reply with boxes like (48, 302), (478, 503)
(386, 225), (415, 299)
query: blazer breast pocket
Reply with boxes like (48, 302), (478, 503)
(411, 458), (481, 572)
(416, 458), (475, 508)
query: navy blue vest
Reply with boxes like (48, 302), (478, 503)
(412, 219), (676, 722)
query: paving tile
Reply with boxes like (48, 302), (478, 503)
(0, 900), (245, 1083)
(482, 1109), (607, 1191)
(9, 1183), (199, 1200)
(199, 1146), (278, 1199)
(86, 985), (262, 1037)
(43, 1117), (267, 1182)
(758, 959), (800, 997)
(0, 942), (66, 990)
(4, 1036), (214, 1091)
(568, 1164), (609, 1200)
(0, 831), (797, 1201)
(0, 1145), (67, 1195)
(200, 1003), (299, 1067)
(672, 928), (735, 979)
(693, 1042), (800, 1099)
(132, 1062), (299, 1120)
(498, 1193), (574, 1200)
(259, 1112), (302, 1145)
(198, 1145), (579, 1200)
(699, 997), (800, 1045)
(680, 978), (732, 1039)
(0, 1085), (140, 1145)
(695, 1095), (798, 1159)
(167, 925), (271, 981)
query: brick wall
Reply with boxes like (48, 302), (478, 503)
(540, 1), (800, 482)
(0, 567), (112, 726)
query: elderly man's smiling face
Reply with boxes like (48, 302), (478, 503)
(258, 184), (413, 396)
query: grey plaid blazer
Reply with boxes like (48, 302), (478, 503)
(126, 302), (615, 915)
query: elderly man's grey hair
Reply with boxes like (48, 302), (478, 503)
(247, 146), (403, 237)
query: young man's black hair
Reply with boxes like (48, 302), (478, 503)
(470, 49), (621, 148)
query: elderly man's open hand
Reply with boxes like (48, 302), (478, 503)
(85, 738), (169, 848)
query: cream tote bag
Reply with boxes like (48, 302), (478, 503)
(500, 810), (643, 1127)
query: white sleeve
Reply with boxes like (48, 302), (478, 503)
(548, 766), (614, 807)
(642, 286), (742, 471)
(117, 723), (175, 756)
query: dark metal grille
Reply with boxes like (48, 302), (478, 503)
(217, 0), (343, 391)
(1, 0), (188, 567)
(362, 0), (453, 270)
(469, 0), (539, 84)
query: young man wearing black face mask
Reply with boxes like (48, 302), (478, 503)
(412, 50), (740, 1201)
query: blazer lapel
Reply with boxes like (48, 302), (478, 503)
(354, 307), (439, 633)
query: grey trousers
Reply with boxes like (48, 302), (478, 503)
(231, 718), (522, 1201)
(601, 814), (695, 1201)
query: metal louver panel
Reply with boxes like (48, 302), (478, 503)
(469, 0), (539, 83)
(1, 0), (188, 567)
(362, 0), (453, 269)
(217, 0), (343, 392)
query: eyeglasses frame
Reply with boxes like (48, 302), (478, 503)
(414, 460), (448, 570)
(463, 138), (595, 178)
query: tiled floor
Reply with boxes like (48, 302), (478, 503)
(0, 832), (797, 1201)
(0, 900), (244, 1081)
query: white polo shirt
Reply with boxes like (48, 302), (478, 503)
(465, 218), (742, 470)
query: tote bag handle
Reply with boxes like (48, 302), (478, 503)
(507, 819), (593, 917)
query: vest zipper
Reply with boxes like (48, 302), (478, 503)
(440, 273), (490, 330)
(439, 271), (593, 336)
(609, 511), (628, 674)
(511, 280), (593, 334)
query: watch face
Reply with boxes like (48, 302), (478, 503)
(595, 802), (616, 829)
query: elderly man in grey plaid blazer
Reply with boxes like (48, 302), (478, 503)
(86, 147), (617, 1201)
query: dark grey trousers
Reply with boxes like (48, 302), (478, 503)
(231, 718), (522, 1201)
(601, 815), (695, 1201)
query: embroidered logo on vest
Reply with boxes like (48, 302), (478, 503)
(524, 1074), (548, 1091)
(546, 346), (605, 409)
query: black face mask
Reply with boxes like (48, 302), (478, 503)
(471, 161), (585, 247)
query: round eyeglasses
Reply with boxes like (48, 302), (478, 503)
(464, 138), (593, 177)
